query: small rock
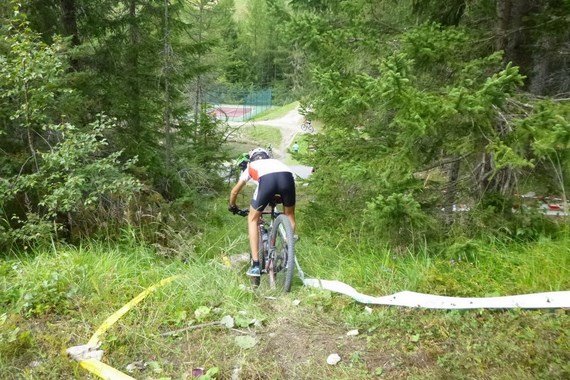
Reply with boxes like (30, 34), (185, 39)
(327, 353), (341, 365)
(125, 361), (146, 373)
(231, 366), (242, 380)
(229, 253), (250, 266)
(346, 329), (359, 336)
(292, 299), (301, 306)
(364, 306), (373, 314)
(220, 315), (235, 328)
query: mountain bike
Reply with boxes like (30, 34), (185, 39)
(301, 120), (314, 133)
(234, 198), (296, 292)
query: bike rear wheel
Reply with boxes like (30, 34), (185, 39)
(301, 122), (314, 133)
(268, 214), (295, 292)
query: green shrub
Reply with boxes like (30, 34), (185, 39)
(363, 193), (435, 248)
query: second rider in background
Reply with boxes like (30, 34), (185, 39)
(228, 147), (296, 277)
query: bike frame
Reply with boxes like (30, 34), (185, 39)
(301, 120), (314, 133)
(257, 203), (281, 288)
(236, 197), (295, 292)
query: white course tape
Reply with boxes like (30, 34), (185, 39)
(302, 278), (570, 309)
(295, 257), (569, 309)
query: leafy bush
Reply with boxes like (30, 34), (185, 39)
(0, 16), (141, 248)
(0, 116), (141, 248)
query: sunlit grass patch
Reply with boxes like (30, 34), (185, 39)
(250, 101), (299, 121)
(224, 141), (257, 158)
(241, 124), (282, 148)
(418, 236), (570, 296)
(284, 133), (313, 165)
(295, 227), (570, 297)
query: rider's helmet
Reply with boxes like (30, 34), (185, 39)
(249, 147), (270, 162)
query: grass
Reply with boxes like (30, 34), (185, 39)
(1, 197), (569, 379)
(241, 124), (282, 149)
(250, 101), (299, 121)
(233, 0), (249, 21)
(284, 133), (312, 165)
(224, 125), (282, 161)
(225, 141), (257, 158)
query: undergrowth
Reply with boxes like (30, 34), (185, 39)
(297, 228), (569, 297)
(0, 197), (568, 379)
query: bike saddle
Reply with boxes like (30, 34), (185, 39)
(270, 194), (283, 205)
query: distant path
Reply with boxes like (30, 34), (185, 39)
(227, 107), (313, 179)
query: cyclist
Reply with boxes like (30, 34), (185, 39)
(228, 147), (296, 277)
(232, 153), (249, 182)
(302, 119), (313, 132)
(236, 152), (249, 172)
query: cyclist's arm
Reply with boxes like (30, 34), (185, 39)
(229, 179), (247, 208)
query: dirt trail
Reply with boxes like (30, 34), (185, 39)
(227, 107), (314, 179)
(228, 107), (306, 160)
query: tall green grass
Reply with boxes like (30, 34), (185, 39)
(241, 125), (282, 148)
(250, 101), (299, 121)
(0, 237), (266, 378)
(295, 227), (570, 297)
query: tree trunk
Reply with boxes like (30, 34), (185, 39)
(163, 0), (172, 168)
(23, 79), (39, 172)
(444, 158), (461, 224)
(60, 0), (80, 46)
(495, 0), (537, 80)
(128, 0), (141, 134)
(473, 0), (535, 200)
(60, 0), (80, 69)
(193, 2), (205, 128)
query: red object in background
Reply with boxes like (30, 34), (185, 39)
(213, 107), (252, 117)
(548, 204), (562, 211)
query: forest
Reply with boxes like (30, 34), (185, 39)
(1, 1), (568, 379)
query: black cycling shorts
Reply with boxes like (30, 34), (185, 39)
(251, 172), (296, 211)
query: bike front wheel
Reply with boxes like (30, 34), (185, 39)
(268, 214), (295, 292)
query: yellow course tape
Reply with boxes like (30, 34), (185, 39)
(69, 260), (570, 379)
(68, 275), (180, 379)
(88, 275), (180, 346)
(80, 359), (136, 380)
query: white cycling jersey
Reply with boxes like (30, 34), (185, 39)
(239, 158), (292, 183)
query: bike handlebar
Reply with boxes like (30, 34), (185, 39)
(230, 195), (283, 217)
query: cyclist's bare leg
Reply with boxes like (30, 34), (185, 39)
(283, 205), (296, 233)
(248, 206), (263, 261)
